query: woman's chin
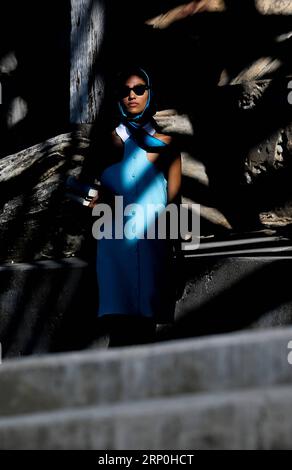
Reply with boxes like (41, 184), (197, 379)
(127, 110), (140, 117)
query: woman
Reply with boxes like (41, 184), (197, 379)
(92, 67), (181, 347)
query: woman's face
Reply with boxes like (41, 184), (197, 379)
(120, 74), (149, 116)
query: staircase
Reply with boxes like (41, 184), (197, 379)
(0, 326), (292, 449)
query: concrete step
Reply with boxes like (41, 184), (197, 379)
(0, 384), (291, 449)
(173, 256), (292, 339)
(1, 255), (292, 358)
(0, 258), (97, 358)
(1, 327), (291, 417)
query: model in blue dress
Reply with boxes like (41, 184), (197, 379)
(94, 67), (181, 343)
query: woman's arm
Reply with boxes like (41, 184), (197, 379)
(167, 153), (182, 204)
(167, 152), (185, 299)
(153, 132), (182, 204)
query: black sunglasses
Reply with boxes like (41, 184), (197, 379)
(119, 84), (149, 99)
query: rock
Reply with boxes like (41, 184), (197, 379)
(0, 128), (95, 263)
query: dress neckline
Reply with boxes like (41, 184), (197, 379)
(115, 122), (156, 143)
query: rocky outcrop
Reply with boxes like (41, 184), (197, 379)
(155, 77), (292, 230)
(0, 128), (94, 263)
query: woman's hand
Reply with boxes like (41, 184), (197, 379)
(88, 193), (100, 208)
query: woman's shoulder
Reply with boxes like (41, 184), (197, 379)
(153, 132), (172, 145)
(111, 129), (123, 147)
(154, 131), (180, 161)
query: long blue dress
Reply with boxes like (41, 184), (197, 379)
(96, 122), (175, 323)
